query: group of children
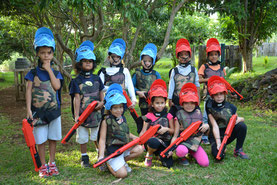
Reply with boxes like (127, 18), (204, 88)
(25, 27), (249, 179)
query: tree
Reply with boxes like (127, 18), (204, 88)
(198, 0), (277, 72)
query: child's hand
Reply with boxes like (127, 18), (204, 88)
(157, 126), (168, 135)
(42, 60), (51, 71)
(27, 110), (33, 120)
(129, 101), (136, 109)
(137, 91), (146, 99)
(236, 117), (244, 124)
(169, 100), (174, 107)
(74, 116), (79, 123)
(199, 124), (209, 133)
(95, 101), (104, 110)
(167, 151), (173, 158)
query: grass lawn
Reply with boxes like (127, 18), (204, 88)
(0, 56), (276, 184)
(0, 103), (276, 184)
(0, 71), (14, 90)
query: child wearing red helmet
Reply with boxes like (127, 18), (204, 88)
(198, 38), (227, 145)
(206, 76), (249, 160)
(139, 79), (174, 168)
(168, 38), (200, 118)
(170, 83), (209, 167)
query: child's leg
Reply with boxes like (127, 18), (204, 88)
(176, 144), (189, 158)
(125, 145), (144, 161)
(49, 140), (57, 163)
(107, 152), (128, 178)
(38, 142), (46, 165)
(227, 122), (247, 150)
(189, 146), (209, 167)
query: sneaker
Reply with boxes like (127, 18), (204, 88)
(144, 156), (153, 167)
(179, 157), (189, 166)
(99, 162), (108, 172)
(124, 163), (132, 173)
(201, 138), (210, 145)
(234, 148), (249, 159)
(39, 164), (49, 178)
(48, 162), (59, 176)
(81, 155), (90, 168)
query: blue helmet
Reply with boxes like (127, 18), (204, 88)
(75, 40), (96, 62)
(34, 27), (55, 51)
(108, 38), (126, 59)
(104, 84), (127, 110)
(140, 43), (157, 65)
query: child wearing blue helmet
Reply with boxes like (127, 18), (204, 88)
(98, 39), (137, 108)
(132, 43), (161, 131)
(25, 27), (63, 178)
(69, 40), (105, 167)
(98, 84), (144, 178)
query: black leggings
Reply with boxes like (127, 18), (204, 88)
(147, 137), (173, 168)
(210, 122), (247, 160)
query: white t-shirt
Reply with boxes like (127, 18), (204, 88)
(99, 66), (137, 102)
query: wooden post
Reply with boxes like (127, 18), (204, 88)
(229, 45), (234, 68)
(198, 45), (206, 69)
(14, 69), (30, 101)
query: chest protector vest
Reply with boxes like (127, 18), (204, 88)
(204, 64), (225, 78)
(75, 75), (102, 128)
(173, 66), (196, 105)
(106, 115), (130, 147)
(31, 69), (61, 126)
(144, 114), (171, 142)
(206, 100), (233, 129)
(176, 108), (203, 151)
(100, 67), (125, 89)
(136, 69), (157, 109)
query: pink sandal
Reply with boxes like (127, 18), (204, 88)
(144, 156), (153, 167)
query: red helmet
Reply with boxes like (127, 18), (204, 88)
(175, 38), (191, 57)
(208, 76), (228, 96)
(147, 79), (167, 104)
(206, 38), (221, 56)
(179, 83), (199, 106)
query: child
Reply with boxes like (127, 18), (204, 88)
(168, 38), (200, 117)
(25, 27), (63, 178)
(198, 38), (226, 145)
(132, 43), (161, 122)
(69, 40), (104, 167)
(98, 84), (144, 178)
(206, 76), (249, 160)
(139, 79), (174, 168)
(98, 38), (136, 108)
(171, 83), (209, 167)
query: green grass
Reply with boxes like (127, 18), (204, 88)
(0, 56), (276, 184)
(0, 102), (276, 184)
(0, 71), (14, 90)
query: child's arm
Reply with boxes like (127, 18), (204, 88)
(208, 113), (221, 150)
(171, 119), (180, 144)
(199, 122), (209, 133)
(198, 74), (208, 83)
(43, 61), (61, 91)
(26, 80), (33, 119)
(73, 93), (80, 122)
(168, 71), (175, 107)
(95, 90), (104, 110)
(139, 121), (149, 137)
(124, 68), (137, 106)
(98, 120), (107, 160)
(198, 65), (208, 83)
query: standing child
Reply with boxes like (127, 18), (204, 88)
(198, 38), (226, 144)
(132, 43), (161, 131)
(98, 38), (136, 107)
(171, 83), (209, 167)
(139, 79), (174, 168)
(69, 40), (104, 167)
(98, 84), (144, 178)
(206, 76), (249, 160)
(25, 27), (63, 178)
(168, 38), (200, 117)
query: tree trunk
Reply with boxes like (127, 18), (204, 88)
(240, 43), (253, 72)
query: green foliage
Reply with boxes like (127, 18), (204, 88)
(224, 66), (237, 80)
(264, 56), (268, 67)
